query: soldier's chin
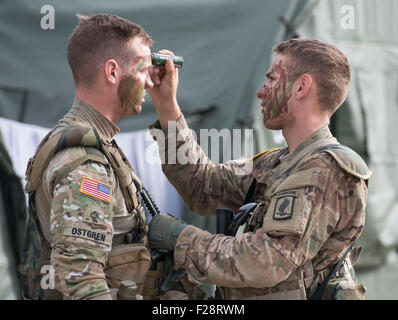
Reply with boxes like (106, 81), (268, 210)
(130, 103), (143, 115)
(123, 103), (142, 116)
(263, 118), (283, 130)
(134, 104), (142, 114)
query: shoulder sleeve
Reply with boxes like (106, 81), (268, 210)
(49, 156), (115, 300)
(150, 114), (253, 215)
(45, 146), (109, 192)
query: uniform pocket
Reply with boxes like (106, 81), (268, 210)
(323, 279), (367, 300)
(104, 243), (151, 292)
(262, 169), (326, 236)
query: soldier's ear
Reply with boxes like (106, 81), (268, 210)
(295, 74), (312, 100)
(103, 59), (119, 85)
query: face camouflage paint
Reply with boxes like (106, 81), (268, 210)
(257, 60), (294, 121)
(118, 57), (148, 113)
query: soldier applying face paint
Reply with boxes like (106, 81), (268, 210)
(147, 39), (370, 300)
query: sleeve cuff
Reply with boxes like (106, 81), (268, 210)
(173, 225), (201, 268)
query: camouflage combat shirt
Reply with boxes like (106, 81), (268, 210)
(150, 114), (369, 299)
(34, 98), (144, 299)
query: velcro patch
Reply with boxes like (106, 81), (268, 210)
(273, 191), (298, 220)
(63, 225), (111, 245)
(80, 176), (112, 203)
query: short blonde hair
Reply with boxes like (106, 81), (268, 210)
(274, 38), (351, 114)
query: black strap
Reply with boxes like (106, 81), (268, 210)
(243, 178), (257, 205)
(212, 178), (257, 300)
(310, 242), (355, 300)
(0, 172), (26, 266)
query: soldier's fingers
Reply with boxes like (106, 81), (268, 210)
(156, 67), (166, 82)
(151, 66), (167, 85)
(165, 58), (175, 71)
(162, 59), (178, 83)
(149, 66), (161, 86)
(157, 49), (175, 56)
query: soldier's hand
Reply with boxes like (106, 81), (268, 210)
(148, 49), (181, 129)
(148, 49), (178, 105)
(148, 214), (187, 252)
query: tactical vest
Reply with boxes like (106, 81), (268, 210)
(218, 140), (371, 300)
(18, 124), (156, 300)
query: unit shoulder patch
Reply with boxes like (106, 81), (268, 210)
(273, 190), (298, 220)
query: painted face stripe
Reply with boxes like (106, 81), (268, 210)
(132, 86), (144, 106)
(271, 103), (278, 117)
(126, 79), (139, 105)
(286, 82), (293, 94)
(120, 76), (134, 103)
(124, 59), (146, 106)
(134, 59), (146, 74)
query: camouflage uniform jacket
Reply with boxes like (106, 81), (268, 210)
(28, 98), (146, 300)
(149, 115), (370, 299)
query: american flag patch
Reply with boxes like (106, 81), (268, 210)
(79, 176), (112, 203)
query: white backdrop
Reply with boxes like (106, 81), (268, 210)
(0, 117), (183, 220)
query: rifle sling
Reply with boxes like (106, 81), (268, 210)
(310, 242), (355, 300)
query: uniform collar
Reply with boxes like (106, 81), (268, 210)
(279, 125), (336, 164)
(70, 98), (120, 141)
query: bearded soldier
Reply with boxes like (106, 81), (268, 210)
(147, 39), (371, 299)
(19, 14), (202, 300)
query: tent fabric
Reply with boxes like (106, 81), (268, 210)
(0, 117), (184, 220)
(0, 0), (293, 132)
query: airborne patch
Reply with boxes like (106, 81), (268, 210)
(273, 192), (297, 220)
